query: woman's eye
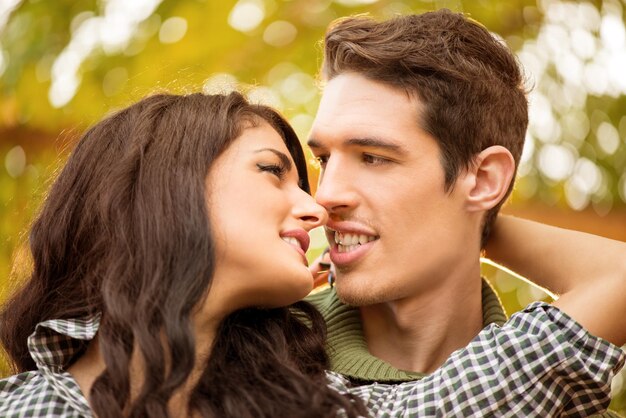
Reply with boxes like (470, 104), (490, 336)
(257, 163), (286, 179)
(362, 154), (389, 166)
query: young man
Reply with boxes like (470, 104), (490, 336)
(306, 9), (626, 416)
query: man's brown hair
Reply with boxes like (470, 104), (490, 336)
(322, 9), (528, 246)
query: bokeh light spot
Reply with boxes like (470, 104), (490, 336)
(528, 91), (562, 143)
(203, 73), (239, 95)
(570, 28), (596, 60)
(5, 146), (26, 178)
(267, 62), (301, 86)
(556, 52), (583, 85)
(263, 21), (297, 47)
(565, 177), (589, 210)
(596, 121), (620, 155)
(578, 2), (601, 31)
(290, 113), (315, 138)
(0, 0), (23, 32)
(159, 17), (187, 44)
(583, 61), (609, 96)
(538, 144), (576, 181)
(0, 48), (7, 77)
(573, 157), (603, 195)
(561, 110), (590, 147)
(228, 0), (265, 33)
(70, 11), (95, 34)
(334, 0), (379, 5)
(47, 0), (163, 107)
(247, 86), (283, 110)
(600, 13), (626, 51)
(279, 72), (317, 104)
(518, 133), (535, 178)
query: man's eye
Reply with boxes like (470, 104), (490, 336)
(257, 163), (286, 179)
(314, 155), (329, 169)
(362, 154), (390, 166)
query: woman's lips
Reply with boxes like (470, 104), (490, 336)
(280, 229), (310, 265)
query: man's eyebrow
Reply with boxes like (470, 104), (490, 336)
(306, 138), (324, 149)
(254, 148), (293, 171)
(345, 137), (406, 153)
(308, 137), (407, 154)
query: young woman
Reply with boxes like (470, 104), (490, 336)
(0, 92), (623, 418)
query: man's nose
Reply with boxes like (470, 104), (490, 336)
(314, 157), (359, 214)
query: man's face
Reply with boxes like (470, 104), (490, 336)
(308, 72), (475, 305)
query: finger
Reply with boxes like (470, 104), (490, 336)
(313, 271), (330, 288)
(309, 248), (331, 276)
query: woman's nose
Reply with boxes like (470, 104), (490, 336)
(292, 191), (328, 231)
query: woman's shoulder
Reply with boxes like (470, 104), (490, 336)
(1, 371), (52, 414)
(0, 370), (91, 417)
(1, 370), (46, 397)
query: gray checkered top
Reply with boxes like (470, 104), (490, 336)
(1, 302), (624, 417)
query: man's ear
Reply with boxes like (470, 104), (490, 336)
(462, 146), (515, 212)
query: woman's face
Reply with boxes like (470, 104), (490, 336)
(206, 121), (327, 313)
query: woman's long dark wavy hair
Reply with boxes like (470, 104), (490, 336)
(0, 92), (365, 417)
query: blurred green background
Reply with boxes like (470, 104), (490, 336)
(1, 0), (625, 412)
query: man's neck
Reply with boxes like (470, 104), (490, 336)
(360, 267), (483, 374)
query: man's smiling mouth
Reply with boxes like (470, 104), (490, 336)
(331, 230), (379, 253)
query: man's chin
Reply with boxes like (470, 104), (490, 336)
(334, 276), (388, 307)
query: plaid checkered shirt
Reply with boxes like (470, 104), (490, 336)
(1, 302), (624, 417)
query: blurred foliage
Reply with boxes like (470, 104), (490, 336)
(0, 0), (625, 412)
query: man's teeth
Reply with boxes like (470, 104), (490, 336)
(282, 237), (300, 248)
(333, 231), (376, 252)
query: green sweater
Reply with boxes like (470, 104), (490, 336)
(306, 279), (622, 417)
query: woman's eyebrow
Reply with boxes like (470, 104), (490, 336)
(254, 148), (293, 171)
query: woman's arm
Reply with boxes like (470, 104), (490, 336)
(485, 215), (626, 346)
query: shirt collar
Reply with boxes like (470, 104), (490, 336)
(313, 278), (506, 383)
(28, 314), (101, 415)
